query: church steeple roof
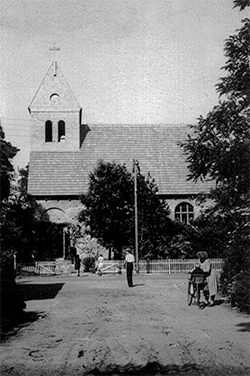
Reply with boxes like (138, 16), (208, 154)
(28, 61), (81, 112)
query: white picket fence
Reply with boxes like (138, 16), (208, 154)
(17, 259), (223, 276)
(17, 261), (56, 276)
(99, 259), (223, 274)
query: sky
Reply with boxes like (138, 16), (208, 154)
(0, 0), (247, 169)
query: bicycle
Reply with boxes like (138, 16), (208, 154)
(187, 273), (206, 307)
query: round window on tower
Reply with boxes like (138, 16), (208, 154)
(50, 93), (60, 103)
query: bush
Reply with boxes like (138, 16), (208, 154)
(220, 215), (250, 314)
(232, 270), (250, 313)
(82, 256), (96, 273)
(225, 270), (250, 314)
(0, 252), (26, 334)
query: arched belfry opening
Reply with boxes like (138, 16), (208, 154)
(28, 61), (82, 152)
(58, 120), (65, 142)
(45, 120), (53, 142)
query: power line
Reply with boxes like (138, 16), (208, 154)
(1, 117), (30, 121)
(2, 125), (30, 129)
(2, 126), (30, 130)
(3, 135), (30, 138)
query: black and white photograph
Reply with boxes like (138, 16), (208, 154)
(0, 0), (249, 375)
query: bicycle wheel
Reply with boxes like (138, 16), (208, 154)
(187, 283), (193, 306)
(188, 291), (193, 305)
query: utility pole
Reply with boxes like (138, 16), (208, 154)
(63, 228), (66, 259)
(133, 159), (139, 273)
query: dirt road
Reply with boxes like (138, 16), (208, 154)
(0, 273), (249, 375)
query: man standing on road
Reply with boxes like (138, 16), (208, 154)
(74, 255), (81, 277)
(97, 254), (104, 276)
(125, 248), (135, 287)
(70, 244), (77, 264)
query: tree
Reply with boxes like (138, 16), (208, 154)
(79, 160), (134, 258)
(79, 160), (174, 259)
(1, 165), (45, 262)
(216, 19), (250, 106)
(0, 125), (19, 202)
(15, 165), (65, 261)
(182, 17), (250, 212)
(135, 170), (175, 258)
(233, 0), (250, 11)
(181, 6), (250, 312)
(0, 128), (27, 327)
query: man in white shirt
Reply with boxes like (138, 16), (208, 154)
(125, 248), (135, 287)
(97, 254), (104, 276)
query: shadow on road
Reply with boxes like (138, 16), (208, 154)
(236, 322), (250, 332)
(214, 299), (225, 306)
(0, 311), (46, 341)
(17, 283), (64, 301)
(1, 282), (63, 340)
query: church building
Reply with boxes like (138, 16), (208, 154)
(27, 61), (213, 225)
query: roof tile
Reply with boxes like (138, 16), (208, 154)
(28, 124), (213, 197)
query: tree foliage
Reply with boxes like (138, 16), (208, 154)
(1, 163), (64, 263)
(1, 165), (42, 262)
(233, 0), (250, 10)
(182, 9), (250, 312)
(0, 129), (27, 327)
(183, 101), (249, 211)
(182, 18), (250, 213)
(79, 160), (134, 258)
(217, 18), (250, 106)
(79, 160), (175, 259)
(14, 166), (65, 261)
(0, 126), (19, 202)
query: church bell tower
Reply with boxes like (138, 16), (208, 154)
(28, 61), (82, 152)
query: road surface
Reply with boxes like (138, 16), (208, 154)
(0, 273), (249, 375)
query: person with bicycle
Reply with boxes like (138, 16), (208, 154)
(188, 263), (206, 308)
(197, 251), (218, 307)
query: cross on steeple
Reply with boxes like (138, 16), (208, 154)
(49, 43), (60, 76)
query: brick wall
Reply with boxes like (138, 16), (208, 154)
(37, 197), (211, 225)
(30, 111), (80, 152)
(38, 199), (84, 224)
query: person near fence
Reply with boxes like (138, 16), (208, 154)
(125, 248), (135, 287)
(74, 254), (81, 277)
(70, 244), (77, 264)
(146, 257), (151, 274)
(189, 262), (207, 308)
(197, 251), (218, 307)
(97, 254), (104, 276)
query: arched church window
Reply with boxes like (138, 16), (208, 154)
(58, 120), (65, 142)
(45, 120), (52, 142)
(175, 202), (194, 224)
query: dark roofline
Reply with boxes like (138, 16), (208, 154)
(28, 194), (83, 201)
(86, 123), (190, 128)
(158, 193), (208, 200)
(29, 192), (206, 201)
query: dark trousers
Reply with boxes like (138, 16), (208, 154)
(126, 263), (133, 287)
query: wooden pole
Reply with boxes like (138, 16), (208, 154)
(134, 160), (139, 273)
(63, 228), (66, 259)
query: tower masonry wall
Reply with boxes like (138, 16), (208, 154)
(30, 112), (80, 151)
